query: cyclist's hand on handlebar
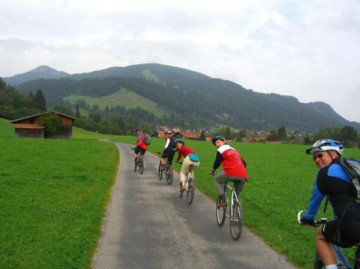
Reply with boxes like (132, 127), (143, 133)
(299, 216), (315, 226)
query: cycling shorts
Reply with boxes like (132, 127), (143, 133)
(322, 218), (360, 247)
(134, 146), (146, 155)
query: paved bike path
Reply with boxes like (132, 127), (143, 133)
(91, 143), (297, 269)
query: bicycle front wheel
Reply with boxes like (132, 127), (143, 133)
(216, 196), (226, 227)
(186, 178), (194, 204)
(158, 163), (163, 180)
(166, 166), (173, 185)
(313, 252), (324, 269)
(230, 199), (243, 240)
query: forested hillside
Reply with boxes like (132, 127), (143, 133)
(4, 63), (360, 132)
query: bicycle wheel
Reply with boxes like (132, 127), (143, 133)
(230, 199), (243, 240)
(216, 196), (226, 227)
(139, 160), (144, 175)
(313, 252), (324, 269)
(158, 163), (163, 180)
(186, 178), (194, 204)
(134, 159), (138, 172)
(166, 166), (173, 185)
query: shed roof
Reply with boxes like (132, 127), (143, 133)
(11, 111), (76, 123)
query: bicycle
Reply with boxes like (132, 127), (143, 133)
(215, 181), (243, 241)
(297, 210), (360, 269)
(158, 161), (173, 185)
(179, 164), (195, 204)
(131, 147), (144, 175)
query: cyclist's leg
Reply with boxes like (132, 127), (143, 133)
(133, 146), (140, 161)
(188, 159), (199, 181)
(180, 156), (192, 191)
(140, 148), (146, 162)
(233, 178), (246, 197)
(214, 171), (231, 206)
(316, 222), (338, 267)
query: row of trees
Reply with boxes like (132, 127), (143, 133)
(0, 78), (46, 119)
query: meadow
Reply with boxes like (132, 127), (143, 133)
(1, 117), (360, 268)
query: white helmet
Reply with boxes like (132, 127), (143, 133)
(305, 139), (344, 156)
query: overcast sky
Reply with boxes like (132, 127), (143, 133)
(1, 0), (360, 122)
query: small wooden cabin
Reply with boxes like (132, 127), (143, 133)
(11, 111), (76, 139)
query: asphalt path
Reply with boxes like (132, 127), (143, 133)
(91, 143), (297, 269)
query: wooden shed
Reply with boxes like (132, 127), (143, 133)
(11, 111), (76, 139)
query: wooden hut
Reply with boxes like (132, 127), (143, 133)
(11, 111), (76, 139)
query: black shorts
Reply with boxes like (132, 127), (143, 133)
(134, 146), (146, 155)
(322, 218), (360, 247)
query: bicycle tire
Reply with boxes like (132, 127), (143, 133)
(313, 252), (324, 269)
(134, 161), (137, 172)
(230, 199), (243, 240)
(216, 196), (226, 227)
(158, 163), (163, 180)
(166, 166), (173, 185)
(139, 160), (144, 175)
(186, 178), (194, 204)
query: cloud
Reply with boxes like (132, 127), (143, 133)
(1, 0), (360, 122)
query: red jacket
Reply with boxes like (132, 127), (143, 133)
(217, 145), (247, 180)
(176, 145), (195, 162)
(136, 133), (148, 150)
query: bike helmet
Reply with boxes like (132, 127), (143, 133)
(175, 138), (185, 144)
(165, 130), (172, 134)
(212, 135), (226, 145)
(305, 139), (344, 156)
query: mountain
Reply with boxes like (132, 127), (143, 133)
(3, 65), (69, 86)
(4, 63), (360, 132)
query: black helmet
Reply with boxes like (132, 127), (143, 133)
(212, 135), (226, 145)
(175, 138), (185, 144)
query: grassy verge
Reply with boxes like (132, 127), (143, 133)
(0, 120), (119, 269)
(114, 136), (360, 268)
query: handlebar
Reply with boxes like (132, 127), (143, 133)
(297, 210), (327, 227)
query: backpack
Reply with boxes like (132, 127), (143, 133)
(143, 133), (151, 145)
(339, 158), (360, 203)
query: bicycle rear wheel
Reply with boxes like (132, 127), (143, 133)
(216, 196), (226, 227)
(134, 160), (138, 172)
(158, 163), (163, 180)
(186, 178), (194, 204)
(230, 199), (243, 240)
(166, 166), (173, 185)
(139, 160), (144, 174)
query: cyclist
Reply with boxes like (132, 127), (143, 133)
(160, 130), (176, 166)
(210, 135), (247, 208)
(299, 139), (360, 269)
(175, 139), (200, 193)
(133, 129), (147, 163)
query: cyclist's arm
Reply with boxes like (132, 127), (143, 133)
(212, 151), (223, 171)
(305, 178), (325, 219)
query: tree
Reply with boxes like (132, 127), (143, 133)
(277, 126), (287, 141)
(39, 113), (62, 137)
(33, 89), (46, 111)
(199, 130), (206, 141)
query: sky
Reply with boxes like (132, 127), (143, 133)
(1, 0), (360, 122)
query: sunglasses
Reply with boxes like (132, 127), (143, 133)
(313, 153), (324, 161)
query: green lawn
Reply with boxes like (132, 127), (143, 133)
(2, 118), (360, 269)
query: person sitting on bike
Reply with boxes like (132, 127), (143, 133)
(300, 139), (360, 269)
(210, 135), (247, 208)
(175, 139), (200, 192)
(133, 129), (147, 163)
(160, 130), (176, 166)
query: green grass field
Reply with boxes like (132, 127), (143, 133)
(2, 118), (360, 268)
(0, 119), (119, 269)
